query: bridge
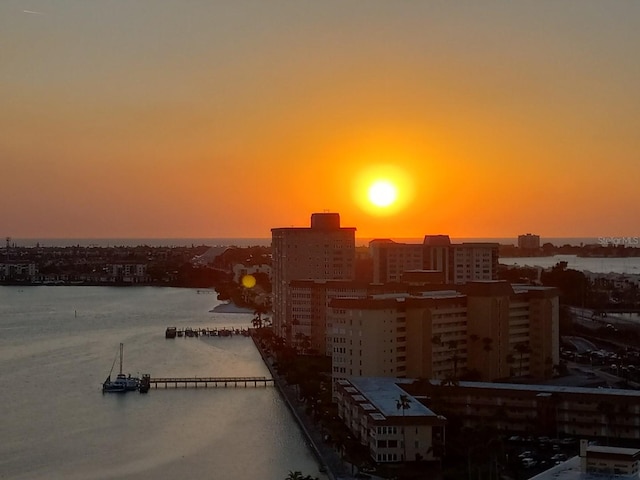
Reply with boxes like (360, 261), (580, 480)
(148, 376), (274, 389)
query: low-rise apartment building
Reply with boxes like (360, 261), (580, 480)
(335, 377), (446, 464)
(410, 381), (640, 440)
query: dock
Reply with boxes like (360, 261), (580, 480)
(148, 376), (274, 389)
(165, 327), (250, 338)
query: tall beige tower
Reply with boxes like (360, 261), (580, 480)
(271, 213), (356, 340)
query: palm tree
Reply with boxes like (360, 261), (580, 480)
(396, 394), (411, 461)
(285, 472), (318, 480)
(252, 305), (268, 329)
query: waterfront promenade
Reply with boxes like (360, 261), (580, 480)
(251, 334), (358, 480)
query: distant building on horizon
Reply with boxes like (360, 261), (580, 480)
(518, 233), (541, 250)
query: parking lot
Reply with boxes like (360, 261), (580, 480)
(505, 435), (579, 477)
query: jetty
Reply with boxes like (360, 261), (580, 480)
(148, 376), (273, 389)
(165, 327), (250, 338)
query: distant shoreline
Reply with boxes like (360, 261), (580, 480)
(8, 236), (615, 248)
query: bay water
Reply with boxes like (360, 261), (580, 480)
(0, 286), (325, 480)
(500, 254), (640, 275)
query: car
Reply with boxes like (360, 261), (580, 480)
(551, 453), (567, 461)
(519, 451), (534, 459)
(508, 435), (524, 442)
(560, 437), (576, 445)
(522, 458), (537, 468)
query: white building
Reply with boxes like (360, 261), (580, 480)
(0, 263), (38, 280)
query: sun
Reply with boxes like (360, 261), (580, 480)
(353, 164), (414, 216)
(368, 180), (397, 207)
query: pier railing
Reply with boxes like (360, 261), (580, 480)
(148, 376), (273, 388)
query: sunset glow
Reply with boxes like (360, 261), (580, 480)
(1, 2), (639, 239)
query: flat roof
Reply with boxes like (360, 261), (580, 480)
(449, 380), (640, 398)
(588, 445), (640, 457)
(530, 447), (640, 480)
(346, 377), (439, 418)
(529, 456), (585, 480)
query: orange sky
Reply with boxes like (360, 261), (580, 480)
(2, 1), (639, 239)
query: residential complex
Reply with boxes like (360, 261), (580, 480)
(337, 376), (640, 466)
(266, 213), (640, 470)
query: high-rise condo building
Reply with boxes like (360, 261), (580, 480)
(271, 213), (356, 340)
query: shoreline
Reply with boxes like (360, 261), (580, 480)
(250, 332), (354, 480)
(209, 301), (255, 314)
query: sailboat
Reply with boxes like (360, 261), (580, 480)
(102, 343), (140, 393)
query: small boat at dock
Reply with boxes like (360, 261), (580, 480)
(102, 343), (142, 393)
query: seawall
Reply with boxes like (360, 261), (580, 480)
(250, 332), (352, 480)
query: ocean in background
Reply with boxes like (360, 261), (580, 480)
(11, 237), (605, 248)
(0, 286), (326, 480)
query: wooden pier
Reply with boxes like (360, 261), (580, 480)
(165, 327), (250, 338)
(148, 376), (274, 389)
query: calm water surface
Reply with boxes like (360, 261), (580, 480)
(500, 255), (640, 275)
(0, 286), (325, 480)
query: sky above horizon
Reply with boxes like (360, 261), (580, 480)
(2, 1), (639, 239)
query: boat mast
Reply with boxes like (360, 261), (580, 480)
(119, 343), (123, 375)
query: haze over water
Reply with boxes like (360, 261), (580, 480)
(0, 286), (326, 480)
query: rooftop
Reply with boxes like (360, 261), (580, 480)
(447, 380), (640, 398)
(345, 377), (439, 419)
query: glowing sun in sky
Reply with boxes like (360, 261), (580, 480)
(368, 180), (398, 207)
(354, 164), (414, 216)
